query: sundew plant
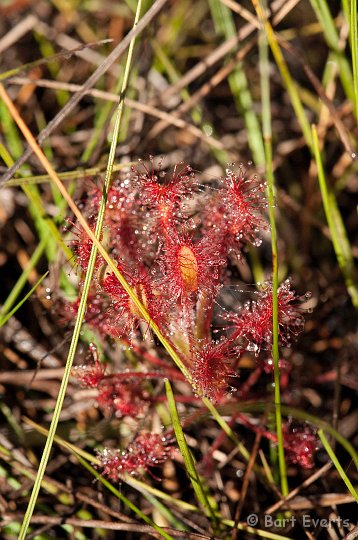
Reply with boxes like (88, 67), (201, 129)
(0, 1), (357, 540)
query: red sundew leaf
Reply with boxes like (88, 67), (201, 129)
(100, 267), (168, 339)
(97, 433), (174, 479)
(223, 167), (268, 243)
(73, 178), (154, 266)
(66, 219), (103, 273)
(62, 294), (119, 337)
(226, 279), (308, 353)
(72, 359), (106, 388)
(203, 165), (268, 257)
(283, 423), (319, 469)
(236, 415), (319, 470)
(71, 344), (106, 388)
(132, 157), (195, 210)
(190, 340), (236, 402)
(64, 264), (168, 342)
(96, 379), (150, 418)
(159, 229), (226, 307)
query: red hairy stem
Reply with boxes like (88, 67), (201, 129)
(235, 365), (264, 399)
(103, 370), (185, 383)
(120, 338), (183, 372)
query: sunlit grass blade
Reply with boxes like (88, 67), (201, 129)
(350, 0), (358, 118)
(258, 0), (288, 498)
(318, 429), (358, 503)
(127, 477), (199, 513)
(222, 518), (295, 540)
(25, 418), (199, 512)
(165, 380), (219, 525)
(0, 271), (48, 328)
(312, 124), (358, 309)
(6, 162), (133, 186)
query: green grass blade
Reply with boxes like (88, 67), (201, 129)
(312, 125), (358, 309)
(252, 0), (313, 150)
(165, 380), (218, 524)
(259, 0), (288, 497)
(0, 271), (48, 328)
(6, 163), (134, 186)
(318, 429), (358, 503)
(209, 0), (265, 165)
(0, 130), (72, 262)
(0, 238), (47, 322)
(350, 0), (358, 118)
(81, 70), (123, 163)
(0, 98), (24, 158)
(16, 3), (143, 538)
(22, 184), (72, 261)
(202, 398), (250, 462)
(309, 0), (355, 108)
(33, 32), (70, 107)
(127, 477), (199, 513)
(222, 519), (295, 540)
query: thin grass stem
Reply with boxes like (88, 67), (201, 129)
(0, 238), (47, 321)
(0, 271), (48, 328)
(309, 0), (355, 110)
(350, 0), (358, 119)
(209, 0), (265, 165)
(312, 124), (358, 309)
(318, 429), (358, 503)
(251, 0), (313, 150)
(165, 380), (219, 525)
(258, 0), (288, 497)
